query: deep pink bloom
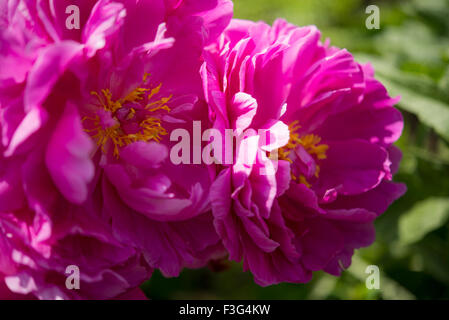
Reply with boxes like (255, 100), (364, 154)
(202, 19), (406, 286)
(0, 0), (232, 299)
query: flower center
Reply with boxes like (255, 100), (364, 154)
(278, 120), (328, 188)
(83, 73), (172, 158)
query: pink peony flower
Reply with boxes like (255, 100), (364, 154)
(0, 0), (232, 299)
(201, 19), (406, 286)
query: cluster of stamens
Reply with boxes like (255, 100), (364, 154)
(83, 74), (172, 158)
(278, 120), (328, 188)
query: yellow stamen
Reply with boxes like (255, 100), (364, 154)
(122, 87), (150, 104)
(298, 175), (312, 188)
(126, 108), (136, 120)
(84, 74), (172, 158)
(147, 83), (162, 100)
(278, 121), (328, 188)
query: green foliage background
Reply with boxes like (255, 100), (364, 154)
(142, 0), (449, 300)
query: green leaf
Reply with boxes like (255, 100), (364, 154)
(399, 197), (449, 245)
(417, 235), (449, 285)
(347, 255), (415, 300)
(376, 76), (449, 143)
(355, 55), (449, 142)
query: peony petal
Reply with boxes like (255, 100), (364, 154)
(24, 41), (81, 112)
(45, 102), (95, 204)
(317, 139), (390, 196)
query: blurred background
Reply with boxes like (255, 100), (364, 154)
(142, 0), (449, 300)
